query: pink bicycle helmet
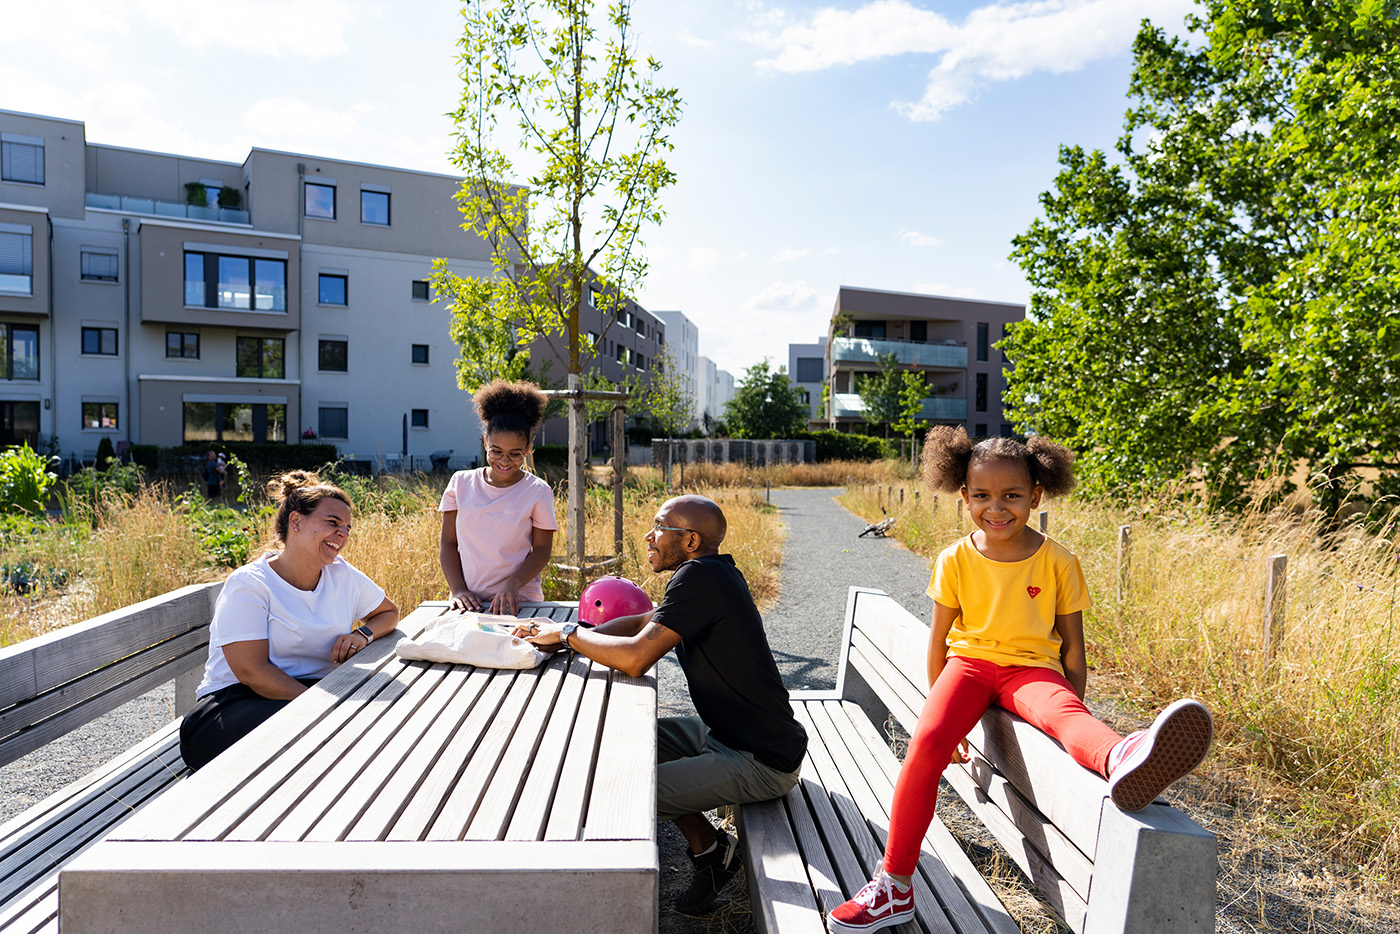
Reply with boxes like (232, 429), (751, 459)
(579, 576), (653, 627)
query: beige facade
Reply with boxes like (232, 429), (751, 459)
(825, 286), (1024, 437)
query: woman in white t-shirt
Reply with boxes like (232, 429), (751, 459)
(179, 470), (399, 770)
(439, 380), (558, 615)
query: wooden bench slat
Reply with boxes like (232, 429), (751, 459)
(465, 656), (570, 841)
(779, 783), (847, 920)
(0, 583), (218, 710)
(801, 701), (959, 934)
(834, 700), (1020, 934)
(583, 670), (656, 842)
(0, 880), (55, 934)
(850, 636), (926, 726)
(505, 652), (595, 841)
(735, 791), (828, 934)
(851, 592), (930, 695)
(543, 659), (611, 841)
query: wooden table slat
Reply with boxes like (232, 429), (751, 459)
(583, 671), (656, 842)
(543, 658), (612, 841)
(505, 651), (595, 841)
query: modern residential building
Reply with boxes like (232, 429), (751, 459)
(787, 336), (827, 426)
(0, 107), (511, 469)
(696, 355), (735, 430)
(824, 286), (1024, 437)
(654, 310), (699, 429)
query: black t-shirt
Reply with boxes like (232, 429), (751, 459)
(652, 554), (806, 773)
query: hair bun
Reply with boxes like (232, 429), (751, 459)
(266, 469), (323, 503)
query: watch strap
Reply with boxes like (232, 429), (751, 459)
(353, 624), (374, 643)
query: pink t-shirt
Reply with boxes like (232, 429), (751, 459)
(439, 468), (558, 601)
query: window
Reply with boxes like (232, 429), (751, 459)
(319, 339), (348, 372)
(1000, 423), (1013, 437)
(0, 324), (40, 379)
(318, 273), (348, 305)
(616, 344), (627, 363)
(81, 326), (118, 356)
(411, 280), (430, 301)
(319, 406), (349, 439)
(0, 230), (33, 293)
(184, 402), (286, 443)
(360, 190), (390, 226)
(305, 182), (336, 219)
(184, 252), (287, 312)
(975, 372), (988, 412)
(1, 135), (44, 185)
(411, 408), (428, 429)
(795, 357), (823, 383)
(236, 336), (285, 379)
(0, 401), (39, 447)
(81, 250), (119, 282)
(166, 331), (200, 358)
(976, 322), (989, 362)
(975, 423), (988, 437)
(853, 320), (886, 340)
(635, 353), (646, 371)
(411, 343), (429, 365)
(910, 320), (928, 342)
(82, 401), (119, 430)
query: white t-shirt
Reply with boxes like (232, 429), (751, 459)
(439, 468), (558, 601)
(196, 553), (388, 697)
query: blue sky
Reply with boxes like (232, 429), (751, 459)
(2, 0), (1199, 377)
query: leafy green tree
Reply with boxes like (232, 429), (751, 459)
(431, 0), (682, 390)
(1005, 1), (1400, 507)
(857, 353), (925, 439)
(725, 360), (808, 439)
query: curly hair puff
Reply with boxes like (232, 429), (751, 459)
(473, 380), (548, 441)
(920, 428), (1076, 498)
(266, 469), (351, 546)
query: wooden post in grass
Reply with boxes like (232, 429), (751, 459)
(1117, 525), (1131, 606)
(899, 487), (904, 508)
(1264, 553), (1288, 660)
(612, 404), (626, 560)
(1038, 510), (1049, 534)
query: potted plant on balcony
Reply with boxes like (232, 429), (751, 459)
(184, 182), (209, 206)
(217, 187), (242, 209)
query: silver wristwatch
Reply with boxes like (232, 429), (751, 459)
(353, 624), (374, 644)
(559, 622), (579, 649)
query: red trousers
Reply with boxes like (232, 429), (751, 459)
(883, 655), (1122, 875)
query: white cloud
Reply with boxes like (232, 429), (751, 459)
(897, 228), (943, 248)
(679, 29), (717, 49)
(131, 0), (354, 58)
(685, 247), (724, 272)
(744, 280), (823, 313)
(748, 0), (1197, 121)
(770, 247), (811, 263)
(238, 98), (377, 155)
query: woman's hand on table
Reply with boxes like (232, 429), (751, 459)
(448, 589), (482, 612)
(331, 629), (372, 664)
(489, 582), (523, 616)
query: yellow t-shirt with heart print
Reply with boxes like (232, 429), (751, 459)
(926, 534), (1091, 674)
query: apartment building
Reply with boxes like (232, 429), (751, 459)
(787, 336), (827, 426)
(0, 108), (502, 468)
(654, 310), (699, 429)
(696, 356), (735, 430)
(824, 286), (1023, 436)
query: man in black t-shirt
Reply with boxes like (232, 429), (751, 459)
(526, 494), (806, 914)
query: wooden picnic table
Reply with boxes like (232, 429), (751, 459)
(58, 601), (658, 934)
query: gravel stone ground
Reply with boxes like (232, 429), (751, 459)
(7, 486), (1397, 934)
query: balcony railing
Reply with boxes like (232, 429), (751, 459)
(831, 393), (967, 420)
(831, 336), (967, 368)
(86, 193), (251, 225)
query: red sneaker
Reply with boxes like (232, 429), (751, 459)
(828, 870), (914, 933)
(1108, 698), (1214, 811)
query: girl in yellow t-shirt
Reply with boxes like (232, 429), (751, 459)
(829, 428), (1215, 934)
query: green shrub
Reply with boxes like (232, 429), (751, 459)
(62, 460), (146, 518)
(0, 444), (59, 515)
(802, 430), (887, 462)
(532, 444), (568, 467)
(128, 443), (339, 480)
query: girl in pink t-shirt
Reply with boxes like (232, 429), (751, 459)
(438, 380), (558, 615)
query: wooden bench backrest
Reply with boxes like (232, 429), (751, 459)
(837, 587), (1215, 934)
(0, 581), (221, 768)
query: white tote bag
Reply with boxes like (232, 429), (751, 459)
(395, 612), (548, 669)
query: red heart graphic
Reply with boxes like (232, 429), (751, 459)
(1026, 586), (1041, 598)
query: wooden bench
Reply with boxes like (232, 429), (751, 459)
(0, 582), (221, 934)
(738, 586), (1215, 934)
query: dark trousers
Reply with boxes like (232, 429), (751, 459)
(178, 679), (318, 771)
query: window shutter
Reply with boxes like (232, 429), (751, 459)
(1, 141), (44, 184)
(82, 251), (119, 281)
(0, 232), (32, 276)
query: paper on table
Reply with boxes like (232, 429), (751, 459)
(397, 612), (548, 669)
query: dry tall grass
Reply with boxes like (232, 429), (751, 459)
(841, 482), (1400, 882)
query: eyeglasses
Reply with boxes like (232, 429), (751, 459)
(487, 448), (528, 462)
(650, 521), (696, 535)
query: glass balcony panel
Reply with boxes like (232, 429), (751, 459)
(120, 196), (155, 214)
(831, 336), (967, 368)
(85, 193), (121, 210)
(155, 201), (186, 217)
